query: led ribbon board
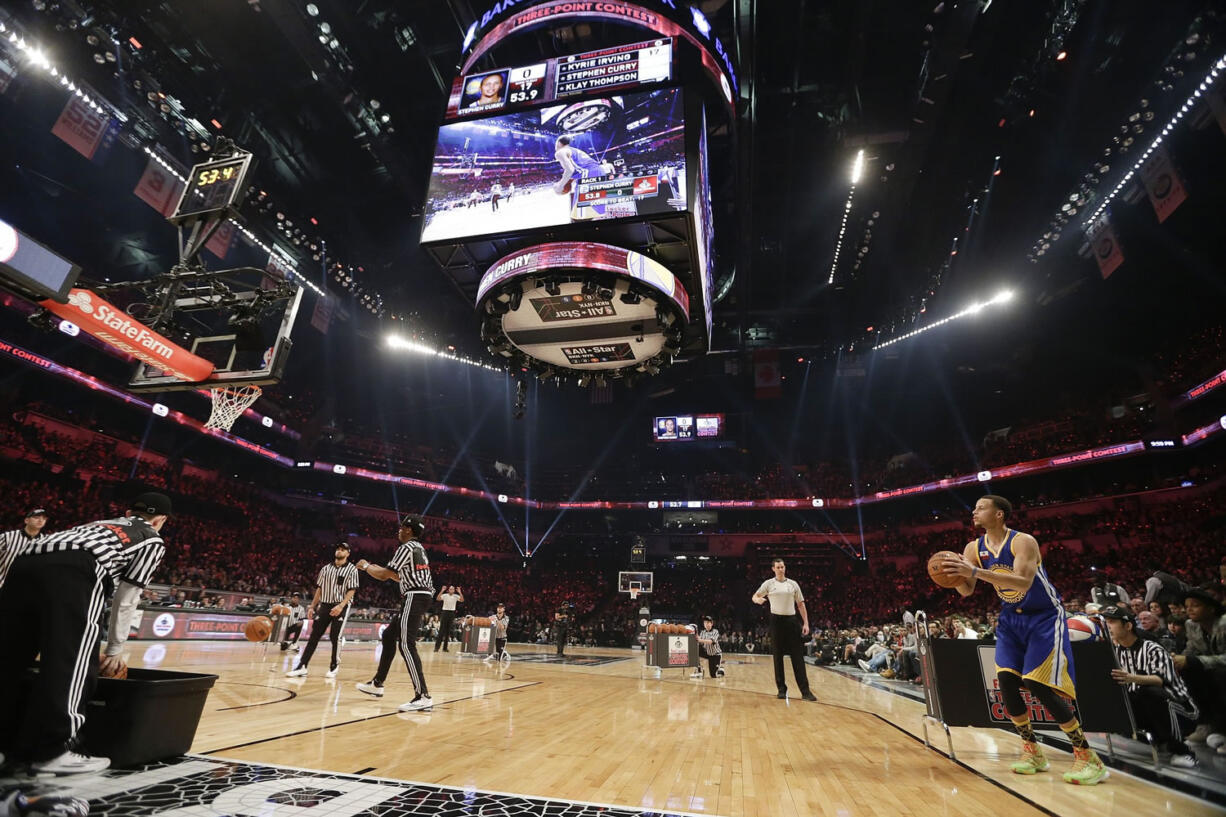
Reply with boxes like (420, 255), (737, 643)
(447, 38), (673, 119)
(461, 0), (737, 110)
(477, 241), (689, 372)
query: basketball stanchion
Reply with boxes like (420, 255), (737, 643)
(915, 610), (957, 759)
(642, 622), (699, 679)
(457, 615), (497, 660)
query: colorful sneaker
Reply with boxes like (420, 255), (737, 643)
(1063, 747), (1108, 785)
(1010, 742), (1049, 775)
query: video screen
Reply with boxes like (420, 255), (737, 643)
(653, 414), (723, 442)
(421, 87), (687, 244)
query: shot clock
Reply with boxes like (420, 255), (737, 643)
(170, 153), (254, 225)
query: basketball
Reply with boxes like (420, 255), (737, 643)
(1067, 615), (1100, 641)
(244, 615), (273, 642)
(927, 551), (964, 588)
(270, 604), (289, 616)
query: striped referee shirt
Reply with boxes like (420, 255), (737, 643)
(1112, 636), (1199, 718)
(21, 516), (165, 589)
(0, 528), (47, 589)
(387, 538), (434, 596)
(315, 562), (360, 604)
(697, 627), (722, 655)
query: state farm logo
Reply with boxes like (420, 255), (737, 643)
(153, 613), (176, 637)
(68, 290), (96, 315)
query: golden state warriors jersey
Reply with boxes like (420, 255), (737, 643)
(974, 529), (1063, 614)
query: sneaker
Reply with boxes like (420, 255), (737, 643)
(879, 669), (896, 679)
(280, 642), (288, 651)
(857, 659), (871, 672)
(1169, 753), (1198, 768)
(31, 750), (110, 776)
(1186, 724), (1211, 743)
(1062, 747), (1108, 786)
(398, 696), (433, 712)
(690, 669), (703, 679)
(1010, 742), (1049, 775)
(715, 668), (725, 677)
(1206, 732), (1226, 750)
(777, 691), (787, 699)
(801, 692), (818, 702)
(291, 644), (300, 652)
(325, 667), (338, 679)
(483, 654), (494, 662)
(1, 791), (90, 817)
(286, 667), (308, 677)
(356, 681), (384, 697)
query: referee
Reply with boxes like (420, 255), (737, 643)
(1102, 605), (1201, 766)
(752, 558), (817, 701)
(0, 492), (170, 775)
(0, 507), (49, 592)
(286, 543), (359, 679)
(355, 515), (434, 711)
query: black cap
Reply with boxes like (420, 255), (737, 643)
(1184, 588), (1223, 612)
(130, 492), (173, 516)
(399, 514), (425, 536)
(1098, 605), (1135, 623)
(25, 508), (48, 518)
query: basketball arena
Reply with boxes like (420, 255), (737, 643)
(1, 2), (1225, 816)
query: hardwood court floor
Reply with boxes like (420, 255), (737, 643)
(133, 640), (1225, 817)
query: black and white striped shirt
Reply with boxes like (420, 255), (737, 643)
(315, 562), (360, 604)
(697, 627), (722, 655)
(0, 528), (47, 589)
(21, 516), (165, 589)
(1112, 636), (1199, 717)
(387, 538), (433, 596)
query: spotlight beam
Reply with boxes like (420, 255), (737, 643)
(873, 289), (1014, 350)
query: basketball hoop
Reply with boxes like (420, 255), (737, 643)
(204, 384), (262, 432)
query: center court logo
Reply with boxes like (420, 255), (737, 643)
(153, 613), (176, 637)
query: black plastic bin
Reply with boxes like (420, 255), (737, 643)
(79, 668), (217, 767)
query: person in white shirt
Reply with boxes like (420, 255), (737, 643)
(752, 558), (817, 701)
(434, 585), (464, 652)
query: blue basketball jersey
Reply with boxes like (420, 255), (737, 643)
(566, 146), (605, 178)
(974, 529), (1063, 614)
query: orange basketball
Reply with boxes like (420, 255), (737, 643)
(928, 551), (964, 588)
(270, 604), (289, 616)
(245, 615), (273, 642)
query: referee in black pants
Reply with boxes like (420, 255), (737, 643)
(355, 515), (434, 711)
(286, 543), (359, 679)
(752, 558), (817, 701)
(0, 492), (170, 775)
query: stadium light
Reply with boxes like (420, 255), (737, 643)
(873, 289), (1016, 350)
(1082, 53), (1225, 230)
(385, 334), (502, 372)
(850, 149), (865, 184)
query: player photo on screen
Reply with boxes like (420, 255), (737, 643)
(421, 87), (687, 243)
(655, 417), (678, 440)
(462, 70), (509, 111)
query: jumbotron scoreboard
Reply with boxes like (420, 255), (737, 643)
(445, 38), (672, 119)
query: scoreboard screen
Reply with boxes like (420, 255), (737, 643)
(446, 39), (673, 120)
(653, 414), (723, 442)
(422, 86), (687, 244)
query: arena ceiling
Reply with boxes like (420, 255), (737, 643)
(1, 0), (1223, 383)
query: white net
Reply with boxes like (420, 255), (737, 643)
(204, 384), (262, 431)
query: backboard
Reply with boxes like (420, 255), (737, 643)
(126, 264), (303, 392)
(618, 571), (654, 594)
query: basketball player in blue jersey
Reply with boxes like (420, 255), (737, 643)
(553, 134), (613, 217)
(941, 495), (1108, 785)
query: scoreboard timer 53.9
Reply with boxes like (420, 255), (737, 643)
(447, 38), (672, 119)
